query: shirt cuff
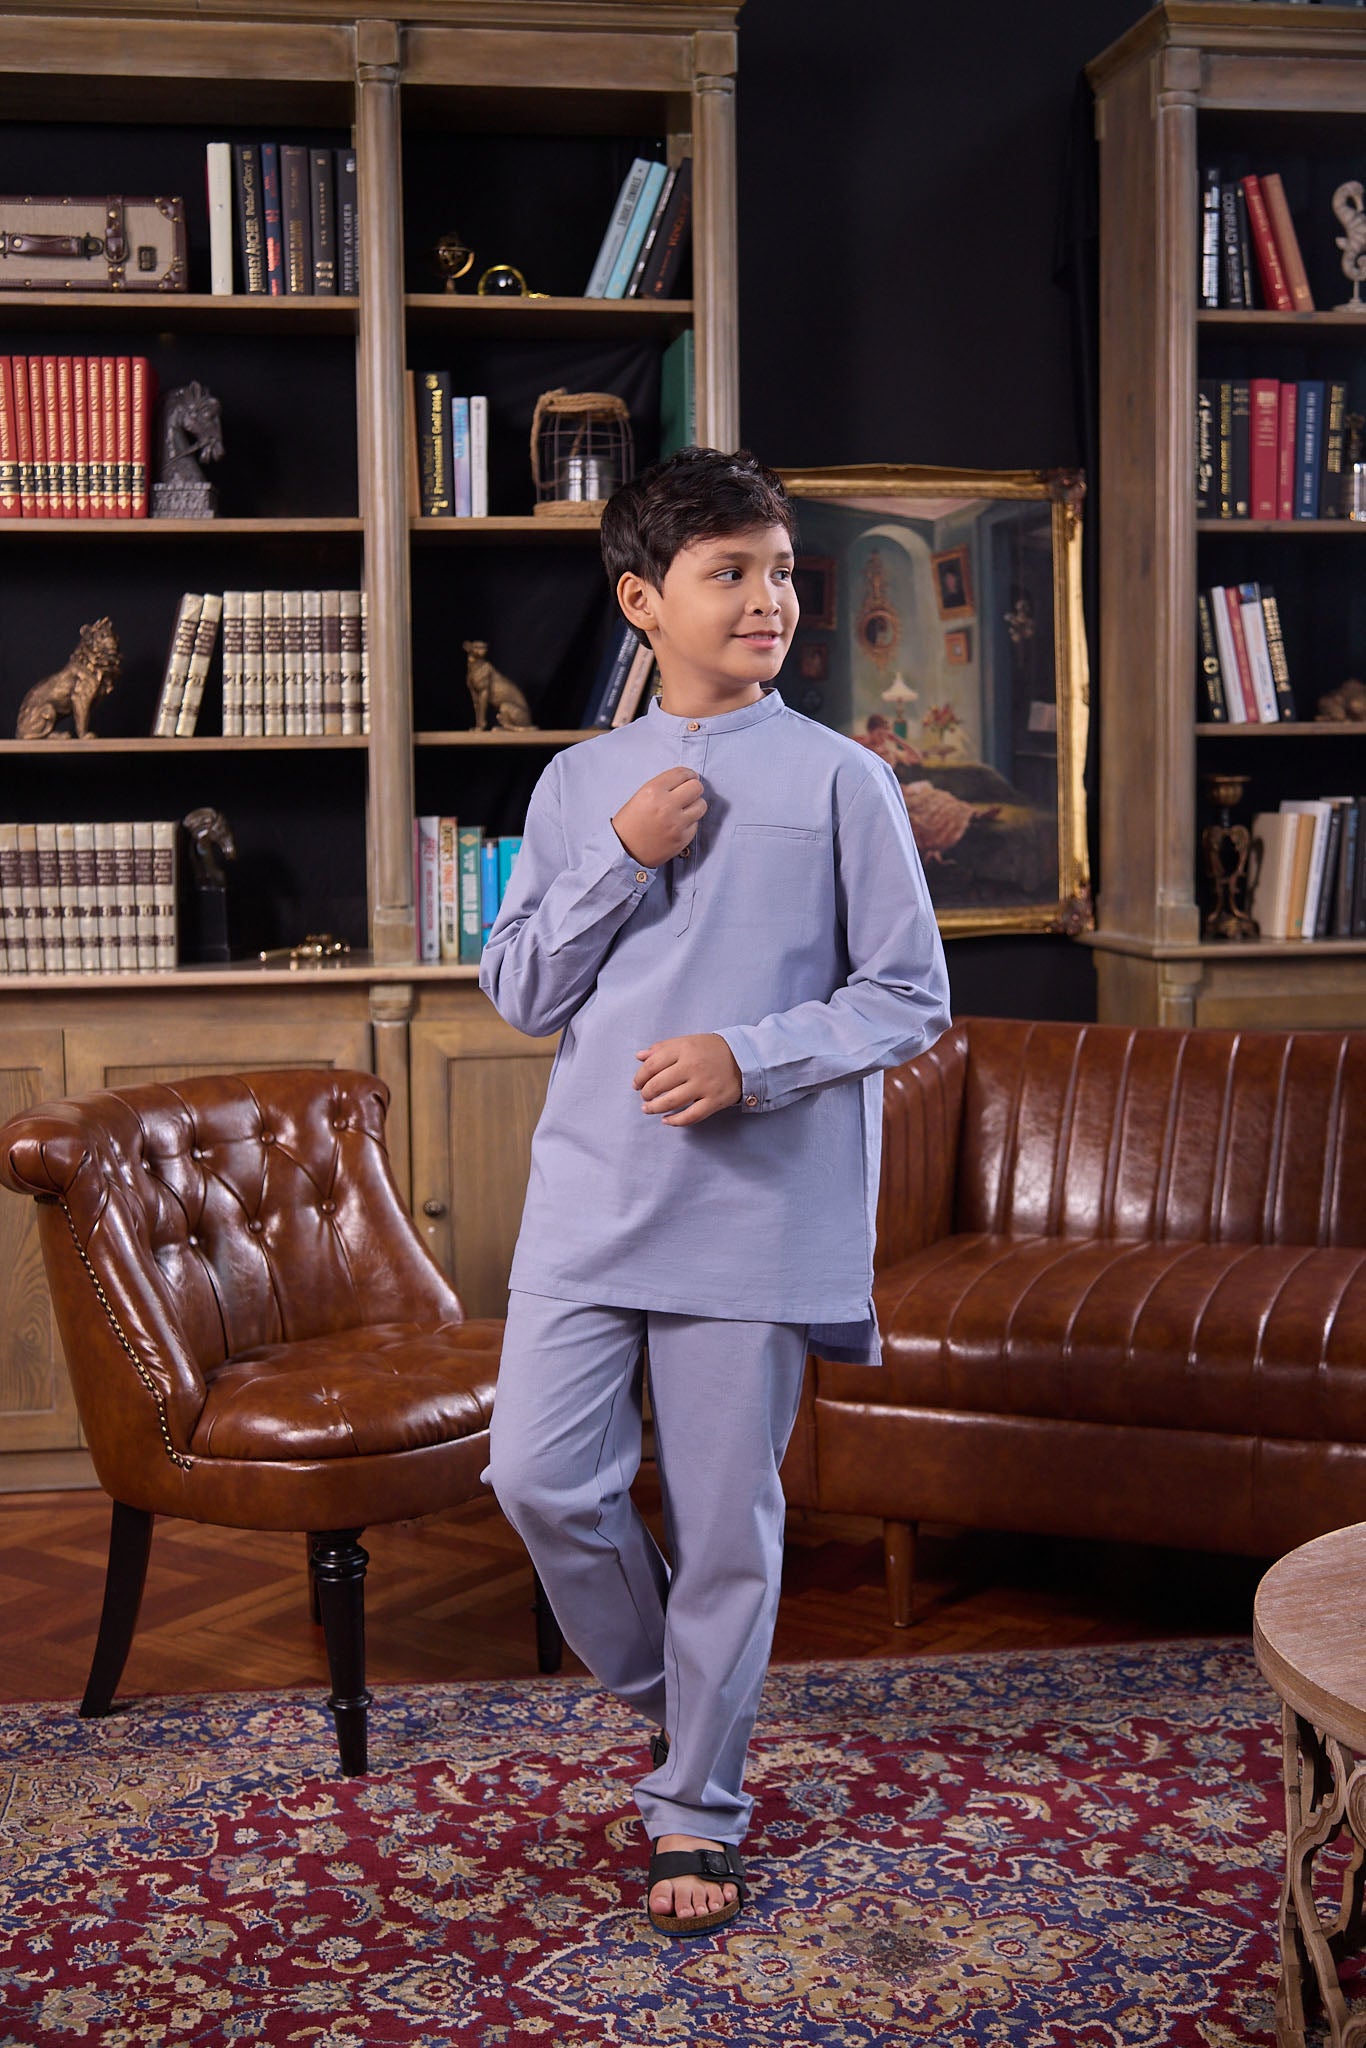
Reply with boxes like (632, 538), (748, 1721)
(601, 817), (659, 896)
(715, 1025), (769, 1112)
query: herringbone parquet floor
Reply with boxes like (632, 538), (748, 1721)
(0, 1483), (1263, 1709)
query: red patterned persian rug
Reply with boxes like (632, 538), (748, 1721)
(0, 1640), (1283, 2046)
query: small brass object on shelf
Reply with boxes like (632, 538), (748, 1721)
(1315, 678), (1366, 722)
(477, 262), (545, 298)
(16, 617), (120, 739)
(1201, 771), (1258, 942)
(257, 933), (351, 969)
(435, 231), (474, 291)
(463, 639), (537, 731)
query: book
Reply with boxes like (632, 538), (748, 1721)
(335, 149), (359, 295)
(281, 144), (312, 295)
(233, 142), (266, 295)
(1321, 380), (1349, 518)
(1313, 801), (1345, 941)
(415, 814), (440, 962)
(1196, 592), (1227, 722)
(261, 142), (284, 295)
(360, 588), (369, 729)
(585, 157), (655, 297)
(281, 588), (304, 733)
(91, 822), (118, 972)
(130, 356), (152, 518)
(480, 839), (499, 945)
(585, 616), (640, 725)
(438, 816), (460, 963)
(99, 356), (116, 516)
(0, 823), (21, 972)
(1219, 185), (1246, 308)
(640, 156), (693, 298)
(34, 822), (62, 972)
(1259, 587), (1296, 721)
(153, 592), (205, 736)
(71, 356), (89, 517)
(1249, 379), (1279, 520)
(1295, 379), (1325, 520)
(1237, 582), (1278, 721)
(221, 590), (244, 735)
(55, 819), (80, 972)
(1200, 166), (1222, 309)
(112, 821), (138, 972)
(309, 148), (336, 294)
(132, 819), (157, 970)
(604, 160), (667, 298)
(262, 588), (285, 735)
(72, 820), (99, 970)
(1207, 587), (1250, 722)
(11, 357), (33, 517)
(613, 642), (657, 726)
(207, 142), (234, 294)
(113, 355), (131, 517)
(1241, 174), (1292, 311)
(450, 394), (471, 517)
(1249, 811), (1299, 939)
(1234, 182), (1256, 306)
(41, 357), (60, 516)
(626, 163), (678, 297)
(1195, 380), (1217, 516)
(1276, 381), (1298, 522)
(0, 356), (19, 519)
(457, 826), (483, 963)
(1343, 800), (1364, 938)
(301, 588), (324, 735)
(1223, 583), (1260, 721)
(338, 588), (361, 733)
(16, 825), (40, 970)
(1280, 800), (1332, 942)
(470, 394), (489, 518)
(55, 355), (75, 517)
(152, 820), (177, 969)
(242, 589), (265, 735)
(1354, 797), (1366, 940)
(660, 327), (696, 458)
(497, 836), (522, 905)
(418, 371), (453, 516)
(1229, 379), (1250, 518)
(1261, 172), (1314, 312)
(176, 592), (223, 736)
(1285, 809), (1317, 940)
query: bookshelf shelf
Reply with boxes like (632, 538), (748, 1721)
(409, 515), (601, 542)
(1197, 520), (1366, 536)
(1, 518), (364, 539)
(1198, 309), (1366, 334)
(414, 728), (600, 746)
(0, 293), (360, 335)
(404, 294), (693, 339)
(0, 736), (370, 755)
(1195, 722), (1363, 737)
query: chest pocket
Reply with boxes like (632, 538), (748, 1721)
(717, 822), (828, 930)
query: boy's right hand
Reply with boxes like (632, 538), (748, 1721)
(611, 768), (707, 870)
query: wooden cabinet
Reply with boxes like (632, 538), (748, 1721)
(1086, 3), (1366, 1027)
(0, 0), (740, 1485)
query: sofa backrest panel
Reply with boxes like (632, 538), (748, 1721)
(955, 1018), (1366, 1247)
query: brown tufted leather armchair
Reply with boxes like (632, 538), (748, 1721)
(0, 1067), (509, 1773)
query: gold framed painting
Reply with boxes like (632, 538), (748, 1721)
(778, 463), (1093, 938)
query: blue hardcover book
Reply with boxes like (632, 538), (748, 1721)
(450, 396), (471, 517)
(480, 839), (500, 944)
(604, 161), (667, 298)
(585, 617), (638, 725)
(1295, 380), (1325, 520)
(585, 157), (653, 297)
(457, 826), (483, 962)
(497, 835), (523, 906)
(260, 143), (284, 296)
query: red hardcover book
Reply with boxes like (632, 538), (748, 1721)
(1241, 174), (1293, 312)
(27, 355), (50, 516)
(41, 358), (61, 517)
(1222, 583), (1260, 722)
(114, 356), (132, 517)
(55, 355), (76, 517)
(12, 356), (34, 517)
(1249, 379), (1279, 520)
(1276, 381), (1297, 522)
(0, 357), (18, 518)
(1261, 172), (1315, 312)
(130, 357), (152, 517)
(71, 355), (89, 517)
(86, 356), (104, 518)
(100, 356), (117, 517)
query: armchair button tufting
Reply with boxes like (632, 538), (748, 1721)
(261, 1132), (275, 1146)
(320, 1199), (335, 1215)
(187, 1234), (198, 1246)
(191, 1148), (203, 1161)
(248, 1219), (264, 1234)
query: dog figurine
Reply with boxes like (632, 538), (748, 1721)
(462, 639), (536, 731)
(16, 618), (121, 739)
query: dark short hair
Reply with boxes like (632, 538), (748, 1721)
(600, 447), (798, 633)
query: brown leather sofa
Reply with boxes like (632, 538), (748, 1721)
(781, 1016), (1366, 1622)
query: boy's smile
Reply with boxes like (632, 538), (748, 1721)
(617, 521), (799, 712)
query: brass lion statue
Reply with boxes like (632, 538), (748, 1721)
(462, 638), (536, 731)
(16, 617), (121, 740)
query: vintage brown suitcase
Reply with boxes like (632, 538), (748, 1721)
(0, 196), (187, 292)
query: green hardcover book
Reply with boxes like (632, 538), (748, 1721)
(660, 328), (695, 458)
(457, 825), (483, 963)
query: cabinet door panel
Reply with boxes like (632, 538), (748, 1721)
(411, 1013), (555, 1319)
(63, 1014), (373, 1095)
(0, 1029), (78, 1454)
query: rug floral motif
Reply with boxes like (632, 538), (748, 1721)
(0, 1641), (1285, 2045)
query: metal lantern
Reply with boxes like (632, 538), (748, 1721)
(531, 387), (634, 516)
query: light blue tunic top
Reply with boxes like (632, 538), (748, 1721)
(478, 684), (952, 1366)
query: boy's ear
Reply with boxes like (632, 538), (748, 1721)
(617, 570), (659, 636)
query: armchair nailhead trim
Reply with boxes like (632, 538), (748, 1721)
(56, 1198), (195, 1473)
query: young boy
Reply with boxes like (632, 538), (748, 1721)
(479, 446), (950, 1937)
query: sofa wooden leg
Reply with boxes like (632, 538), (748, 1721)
(311, 1529), (373, 1775)
(305, 1532), (321, 1624)
(884, 1519), (917, 1628)
(80, 1500), (154, 1718)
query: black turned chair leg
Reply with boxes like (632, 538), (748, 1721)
(80, 1501), (154, 1719)
(304, 1533), (321, 1624)
(533, 1568), (564, 1674)
(310, 1529), (373, 1775)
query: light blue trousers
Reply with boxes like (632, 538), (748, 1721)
(485, 1289), (809, 1844)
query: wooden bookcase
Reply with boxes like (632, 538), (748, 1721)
(1086, 3), (1366, 1027)
(0, 0), (740, 1489)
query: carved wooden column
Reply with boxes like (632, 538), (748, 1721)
(355, 19), (415, 965)
(370, 980), (414, 1201)
(691, 30), (739, 452)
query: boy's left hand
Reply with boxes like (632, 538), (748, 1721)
(633, 1035), (743, 1125)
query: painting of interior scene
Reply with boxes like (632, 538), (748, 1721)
(788, 493), (1061, 919)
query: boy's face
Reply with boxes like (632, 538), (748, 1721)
(619, 522), (799, 697)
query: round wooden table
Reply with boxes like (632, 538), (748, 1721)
(1255, 1522), (1366, 2048)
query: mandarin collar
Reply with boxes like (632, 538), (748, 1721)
(646, 686), (785, 736)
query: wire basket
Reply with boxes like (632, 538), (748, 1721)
(530, 388), (634, 517)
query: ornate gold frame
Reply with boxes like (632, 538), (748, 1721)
(778, 463), (1093, 939)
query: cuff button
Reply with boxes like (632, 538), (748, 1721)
(635, 869), (649, 884)
(745, 1094), (758, 1107)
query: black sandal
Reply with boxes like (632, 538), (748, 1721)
(649, 1729), (670, 1770)
(646, 1841), (746, 1937)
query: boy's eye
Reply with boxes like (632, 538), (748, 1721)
(774, 568), (792, 582)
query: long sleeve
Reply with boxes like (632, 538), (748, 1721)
(714, 760), (951, 1113)
(478, 754), (659, 1038)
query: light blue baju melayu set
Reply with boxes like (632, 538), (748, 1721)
(479, 683), (950, 1844)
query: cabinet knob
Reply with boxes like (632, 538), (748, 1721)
(422, 1198), (447, 1219)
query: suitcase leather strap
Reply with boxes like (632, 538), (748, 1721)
(0, 230), (123, 262)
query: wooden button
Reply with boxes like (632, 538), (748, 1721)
(745, 1094), (758, 1107)
(635, 870), (649, 884)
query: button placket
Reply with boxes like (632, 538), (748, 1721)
(672, 726), (706, 934)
